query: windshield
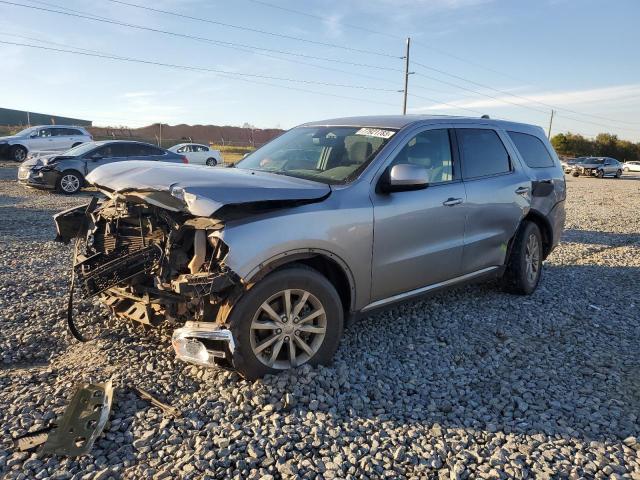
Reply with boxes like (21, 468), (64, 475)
(61, 142), (99, 157)
(236, 126), (397, 184)
(15, 127), (36, 136)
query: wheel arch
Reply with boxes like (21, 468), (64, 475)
(518, 209), (553, 259)
(245, 249), (356, 314)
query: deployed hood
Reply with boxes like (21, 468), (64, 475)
(86, 161), (331, 217)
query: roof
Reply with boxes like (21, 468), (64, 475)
(301, 114), (545, 135)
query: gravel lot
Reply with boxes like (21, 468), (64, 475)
(1, 161), (639, 479)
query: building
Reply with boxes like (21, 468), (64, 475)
(0, 107), (92, 127)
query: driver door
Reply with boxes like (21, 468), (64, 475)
(84, 144), (130, 174)
(370, 126), (467, 302)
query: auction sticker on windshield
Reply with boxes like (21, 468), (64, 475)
(355, 128), (395, 139)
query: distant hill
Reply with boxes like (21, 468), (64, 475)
(89, 123), (284, 148)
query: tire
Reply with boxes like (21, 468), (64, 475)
(205, 158), (217, 166)
(227, 266), (343, 380)
(596, 169), (604, 178)
(10, 145), (27, 162)
(615, 169), (622, 178)
(56, 170), (83, 194)
(501, 221), (543, 295)
(572, 172), (580, 177)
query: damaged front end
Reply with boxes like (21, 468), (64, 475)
(54, 194), (241, 367)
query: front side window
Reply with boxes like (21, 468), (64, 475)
(197, 145), (209, 152)
(458, 129), (511, 179)
(236, 126), (397, 184)
(390, 129), (454, 183)
(37, 128), (52, 138)
(507, 131), (555, 168)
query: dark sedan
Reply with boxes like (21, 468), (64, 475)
(18, 140), (187, 194)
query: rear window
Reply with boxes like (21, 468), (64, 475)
(508, 131), (555, 168)
(457, 129), (511, 179)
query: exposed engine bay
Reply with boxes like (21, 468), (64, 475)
(54, 195), (242, 366)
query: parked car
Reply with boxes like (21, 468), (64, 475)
(0, 125), (92, 162)
(54, 115), (566, 379)
(19, 140), (187, 194)
(571, 157), (622, 178)
(560, 157), (585, 174)
(168, 143), (222, 166)
(622, 161), (640, 172)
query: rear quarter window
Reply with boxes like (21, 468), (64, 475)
(508, 131), (555, 168)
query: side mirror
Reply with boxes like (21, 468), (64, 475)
(89, 154), (103, 161)
(381, 164), (430, 193)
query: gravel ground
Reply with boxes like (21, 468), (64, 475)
(0, 160), (639, 479)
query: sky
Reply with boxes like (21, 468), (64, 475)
(1, 0), (639, 141)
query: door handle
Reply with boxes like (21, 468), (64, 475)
(515, 186), (529, 195)
(442, 197), (463, 206)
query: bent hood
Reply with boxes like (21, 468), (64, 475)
(86, 160), (331, 217)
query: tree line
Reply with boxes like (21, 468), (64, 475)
(551, 132), (640, 162)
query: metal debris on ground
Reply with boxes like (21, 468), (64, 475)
(133, 386), (181, 418)
(42, 380), (114, 456)
(14, 425), (55, 451)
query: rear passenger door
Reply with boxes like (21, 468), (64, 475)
(455, 126), (529, 274)
(85, 144), (130, 174)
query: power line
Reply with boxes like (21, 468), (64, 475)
(407, 93), (485, 116)
(0, 39), (399, 92)
(102, 0), (401, 59)
(0, 39), (402, 108)
(7, 0), (404, 86)
(243, 0), (638, 129)
(412, 60), (640, 127)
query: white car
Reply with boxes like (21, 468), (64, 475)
(168, 143), (222, 166)
(622, 161), (640, 172)
(0, 125), (92, 162)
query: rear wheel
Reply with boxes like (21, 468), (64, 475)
(501, 221), (543, 295)
(56, 170), (83, 194)
(227, 266), (343, 380)
(615, 169), (622, 178)
(10, 145), (27, 162)
(205, 157), (217, 166)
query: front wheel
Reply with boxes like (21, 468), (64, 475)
(56, 170), (83, 194)
(205, 157), (217, 166)
(596, 169), (605, 178)
(501, 221), (543, 295)
(10, 145), (27, 162)
(227, 266), (343, 380)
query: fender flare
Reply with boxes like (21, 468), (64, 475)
(245, 248), (357, 311)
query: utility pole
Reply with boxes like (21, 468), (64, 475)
(402, 37), (411, 115)
(159, 123), (162, 147)
(547, 109), (555, 139)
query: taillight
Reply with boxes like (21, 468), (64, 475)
(181, 156), (188, 164)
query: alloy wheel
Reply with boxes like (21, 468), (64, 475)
(14, 148), (26, 162)
(60, 174), (80, 193)
(524, 233), (540, 285)
(250, 289), (327, 369)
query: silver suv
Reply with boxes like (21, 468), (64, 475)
(0, 125), (92, 161)
(54, 115), (566, 379)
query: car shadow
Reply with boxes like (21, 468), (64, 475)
(563, 228), (640, 246)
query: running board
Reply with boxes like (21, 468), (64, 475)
(362, 266), (499, 312)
